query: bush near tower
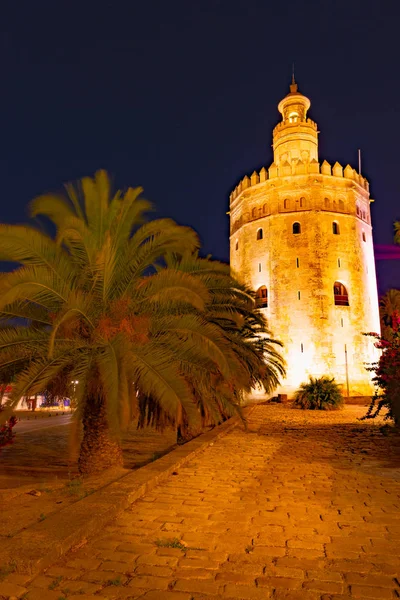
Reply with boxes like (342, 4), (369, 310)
(363, 312), (400, 426)
(362, 222), (400, 427)
(293, 376), (344, 410)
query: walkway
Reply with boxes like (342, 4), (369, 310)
(7, 405), (400, 599)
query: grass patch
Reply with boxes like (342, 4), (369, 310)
(106, 576), (122, 586)
(64, 478), (93, 500)
(155, 537), (186, 550)
(0, 561), (17, 581)
(154, 538), (205, 552)
(49, 576), (63, 590)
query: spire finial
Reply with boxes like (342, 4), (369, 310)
(290, 62), (298, 93)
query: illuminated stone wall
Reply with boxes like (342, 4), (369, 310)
(229, 83), (380, 397)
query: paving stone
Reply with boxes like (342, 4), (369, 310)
(0, 582), (28, 599)
(221, 583), (272, 599)
(45, 566), (81, 580)
(350, 584), (395, 598)
(66, 558), (102, 570)
(302, 579), (344, 594)
(139, 592), (192, 600)
(25, 589), (61, 600)
(173, 579), (221, 594)
(127, 575), (171, 590)
(256, 576), (302, 590)
(134, 564), (173, 577)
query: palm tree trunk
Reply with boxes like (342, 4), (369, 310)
(78, 395), (123, 475)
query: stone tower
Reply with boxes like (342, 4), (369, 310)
(229, 80), (380, 397)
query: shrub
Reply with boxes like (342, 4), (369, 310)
(0, 409), (17, 450)
(362, 312), (400, 426)
(294, 376), (344, 410)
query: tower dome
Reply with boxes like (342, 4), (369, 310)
(277, 80), (311, 122)
(273, 79), (319, 167)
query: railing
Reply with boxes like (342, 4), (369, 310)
(256, 299), (268, 308)
(334, 295), (349, 306)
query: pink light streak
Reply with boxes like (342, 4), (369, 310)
(374, 245), (400, 260)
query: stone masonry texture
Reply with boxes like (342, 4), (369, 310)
(4, 404), (400, 600)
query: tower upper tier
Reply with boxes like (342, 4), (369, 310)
(273, 80), (318, 166)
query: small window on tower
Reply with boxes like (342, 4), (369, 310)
(334, 282), (349, 306)
(252, 207), (257, 218)
(256, 286), (268, 308)
(296, 258), (299, 268)
(299, 197), (305, 208)
(356, 205), (360, 216)
(339, 199), (344, 211)
(362, 231), (366, 242)
(338, 258), (341, 268)
(324, 197), (330, 209)
(258, 263), (262, 272)
(289, 112), (299, 123)
(293, 222), (301, 234)
(284, 198), (290, 209)
(256, 228), (263, 240)
(332, 221), (340, 235)
(235, 241), (239, 251)
(263, 203), (268, 215)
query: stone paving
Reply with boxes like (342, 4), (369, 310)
(3, 404), (400, 600)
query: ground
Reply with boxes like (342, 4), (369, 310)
(3, 403), (400, 600)
(0, 413), (177, 539)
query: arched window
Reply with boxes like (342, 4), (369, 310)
(334, 282), (349, 306)
(362, 231), (366, 242)
(252, 207), (257, 218)
(332, 221), (340, 235)
(339, 199), (344, 211)
(256, 286), (268, 308)
(256, 228), (263, 240)
(293, 222), (301, 234)
(235, 241), (239, 251)
(324, 197), (330, 209)
(284, 198), (290, 209)
(262, 203), (268, 215)
(299, 196), (305, 208)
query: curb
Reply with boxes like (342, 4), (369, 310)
(0, 407), (254, 576)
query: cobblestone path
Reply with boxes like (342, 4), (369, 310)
(7, 405), (400, 600)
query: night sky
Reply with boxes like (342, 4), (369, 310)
(1, 0), (399, 293)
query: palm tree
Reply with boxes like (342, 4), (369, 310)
(138, 253), (286, 440)
(394, 221), (400, 245)
(380, 289), (400, 340)
(0, 171), (245, 474)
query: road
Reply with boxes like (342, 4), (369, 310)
(14, 413), (73, 434)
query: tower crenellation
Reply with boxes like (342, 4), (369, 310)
(229, 80), (380, 398)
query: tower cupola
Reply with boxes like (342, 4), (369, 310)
(277, 80), (311, 123)
(273, 78), (319, 167)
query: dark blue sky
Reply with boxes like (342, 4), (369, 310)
(1, 0), (399, 292)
